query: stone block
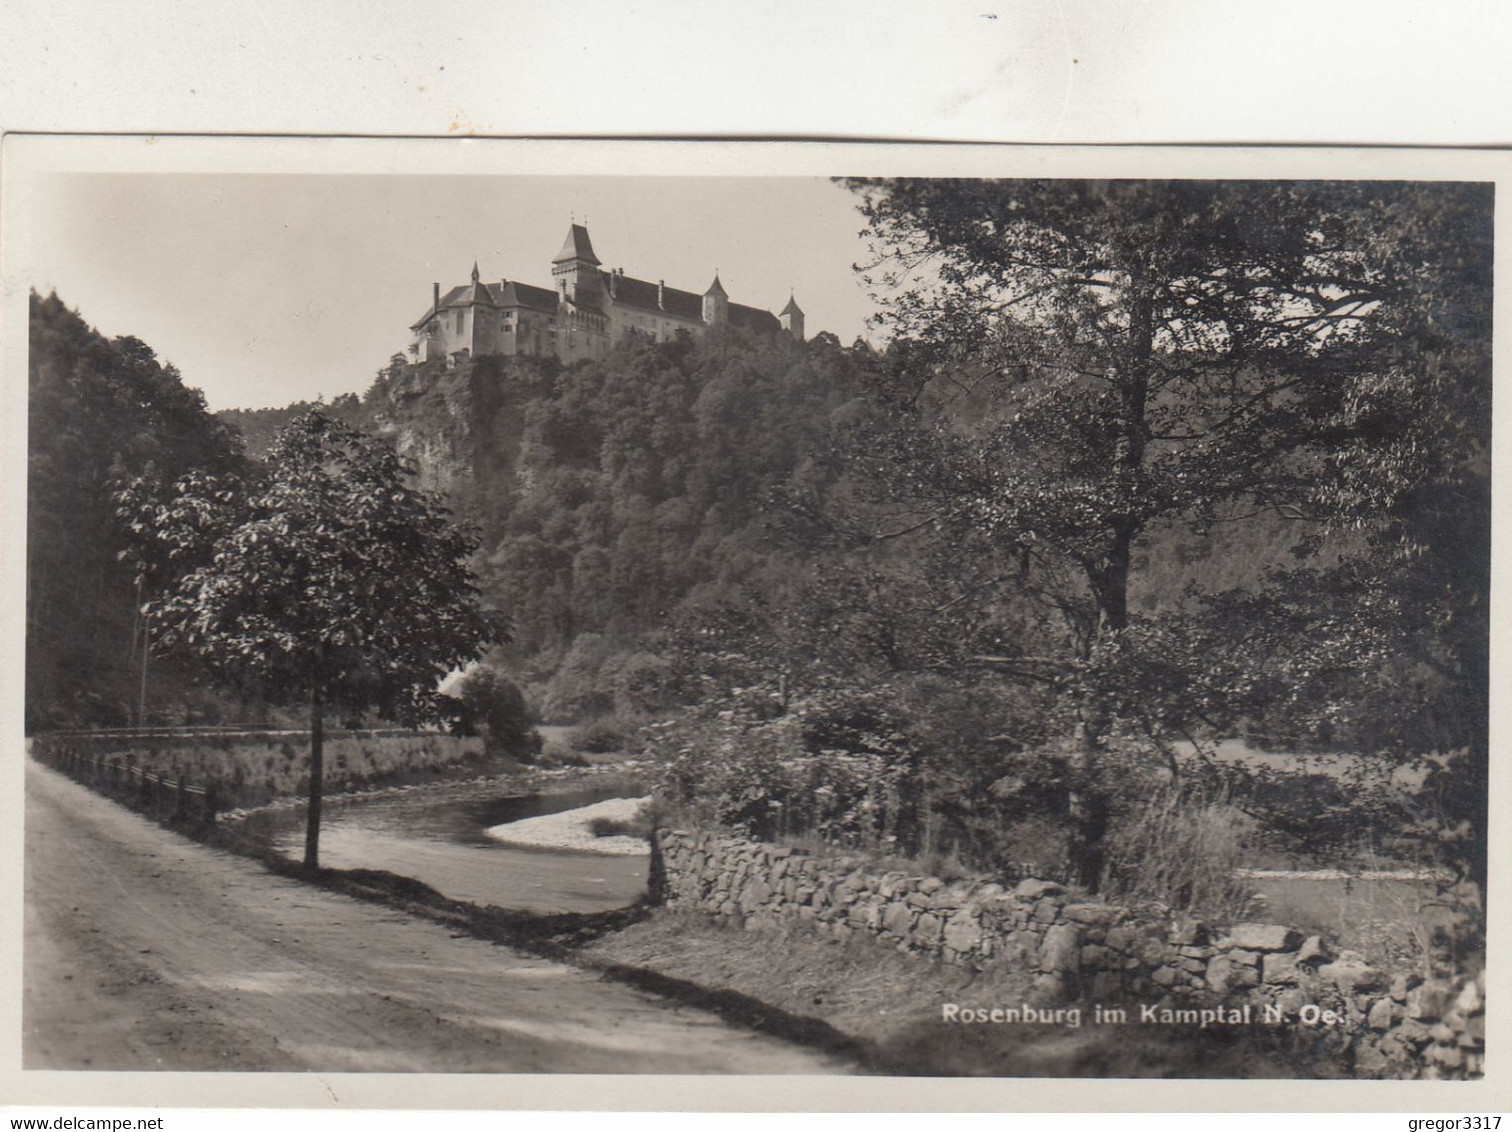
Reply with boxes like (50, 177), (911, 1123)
(1428, 1044), (1465, 1071)
(1039, 922), (1081, 973)
(1318, 960), (1385, 994)
(1459, 1014), (1485, 1045)
(1407, 981), (1457, 1022)
(928, 886), (971, 911)
(1012, 878), (1065, 901)
(1261, 951), (1303, 985)
(1178, 945), (1214, 959)
(741, 878), (774, 909)
(1063, 903), (1121, 925)
(1296, 935), (1332, 965)
(1206, 954), (1260, 995)
(1367, 998), (1394, 1030)
(1032, 897), (1062, 923)
(1390, 973), (1413, 1003)
(1393, 1018), (1432, 1046)
(1080, 944), (1110, 968)
(943, 913), (984, 954)
(914, 912), (944, 945)
(1275, 988), (1308, 1016)
(849, 898), (884, 930)
(1168, 918), (1208, 946)
(1229, 923), (1303, 951)
(1105, 926), (1139, 951)
(919, 877), (945, 895)
(1028, 973), (1066, 1005)
(1455, 979), (1483, 1016)
(883, 900), (914, 937)
(1152, 965), (1178, 987)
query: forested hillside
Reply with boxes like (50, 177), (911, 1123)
(27, 292), (245, 728)
(320, 328), (1332, 734)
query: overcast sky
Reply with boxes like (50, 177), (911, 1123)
(29, 174), (882, 411)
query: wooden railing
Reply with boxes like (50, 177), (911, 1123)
(31, 740), (222, 825)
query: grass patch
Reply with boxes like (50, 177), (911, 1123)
(584, 909), (1329, 1077)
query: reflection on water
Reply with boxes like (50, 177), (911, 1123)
(236, 785), (649, 914)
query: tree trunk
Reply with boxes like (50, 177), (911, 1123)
(1066, 278), (1153, 892)
(303, 687), (325, 872)
(137, 605), (151, 728)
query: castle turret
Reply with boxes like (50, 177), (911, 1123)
(780, 292), (805, 341)
(702, 273), (728, 326)
(552, 223), (603, 306)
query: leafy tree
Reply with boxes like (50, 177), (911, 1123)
(839, 179), (1491, 887)
(130, 409), (506, 868)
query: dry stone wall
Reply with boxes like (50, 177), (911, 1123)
(654, 828), (1484, 1079)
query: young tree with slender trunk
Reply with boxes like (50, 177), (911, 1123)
(122, 409), (507, 870)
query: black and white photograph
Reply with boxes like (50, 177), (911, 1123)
(1, 138), (1500, 1106)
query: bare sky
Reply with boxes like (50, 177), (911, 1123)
(29, 174), (881, 411)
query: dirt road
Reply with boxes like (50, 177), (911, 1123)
(23, 759), (848, 1074)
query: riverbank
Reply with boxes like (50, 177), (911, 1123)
(217, 757), (650, 824)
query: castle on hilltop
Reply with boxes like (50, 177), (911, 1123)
(409, 223), (805, 366)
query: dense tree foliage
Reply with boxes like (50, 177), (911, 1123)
(836, 178), (1490, 886)
(355, 328), (882, 721)
(27, 292), (243, 729)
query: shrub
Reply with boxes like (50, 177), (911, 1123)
(456, 666), (543, 762)
(538, 742), (590, 768)
(588, 805), (655, 839)
(569, 717), (633, 754)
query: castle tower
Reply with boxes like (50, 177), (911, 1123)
(551, 223), (603, 305)
(702, 273), (728, 327)
(780, 293), (805, 341)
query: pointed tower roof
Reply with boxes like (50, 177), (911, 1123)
(704, 273), (727, 298)
(553, 223), (601, 266)
(781, 292), (804, 316)
(459, 261), (495, 306)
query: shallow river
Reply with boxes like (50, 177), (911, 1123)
(236, 784), (649, 915)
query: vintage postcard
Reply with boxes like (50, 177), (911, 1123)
(1, 137), (1504, 1112)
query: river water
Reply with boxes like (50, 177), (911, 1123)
(235, 783), (649, 914)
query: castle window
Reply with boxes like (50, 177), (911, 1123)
(455, 310), (464, 333)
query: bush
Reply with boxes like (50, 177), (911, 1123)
(570, 717), (633, 754)
(538, 742), (590, 768)
(456, 666), (543, 762)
